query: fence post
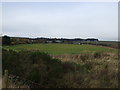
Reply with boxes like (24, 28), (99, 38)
(4, 70), (9, 88)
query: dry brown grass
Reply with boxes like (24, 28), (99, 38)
(52, 52), (118, 63)
(52, 52), (118, 88)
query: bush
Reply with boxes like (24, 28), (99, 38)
(2, 49), (71, 87)
(2, 48), (118, 88)
(62, 62), (76, 73)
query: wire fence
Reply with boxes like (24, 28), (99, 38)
(3, 70), (45, 88)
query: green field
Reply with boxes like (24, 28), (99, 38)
(3, 43), (117, 55)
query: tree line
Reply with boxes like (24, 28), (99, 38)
(2, 35), (99, 45)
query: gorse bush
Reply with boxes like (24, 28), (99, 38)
(2, 48), (118, 88)
(3, 49), (88, 87)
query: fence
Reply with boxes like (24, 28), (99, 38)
(2, 70), (45, 88)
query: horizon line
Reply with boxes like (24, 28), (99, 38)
(2, 34), (118, 41)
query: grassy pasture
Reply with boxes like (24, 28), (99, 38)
(3, 43), (117, 55)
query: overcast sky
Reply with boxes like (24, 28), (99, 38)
(2, 2), (118, 41)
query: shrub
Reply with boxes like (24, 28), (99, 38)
(2, 48), (118, 88)
(62, 62), (76, 73)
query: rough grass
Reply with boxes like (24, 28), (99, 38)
(3, 43), (117, 55)
(2, 44), (119, 88)
(2, 47), (118, 88)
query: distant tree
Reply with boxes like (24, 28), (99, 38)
(2, 35), (11, 45)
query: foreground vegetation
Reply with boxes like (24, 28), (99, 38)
(2, 47), (118, 88)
